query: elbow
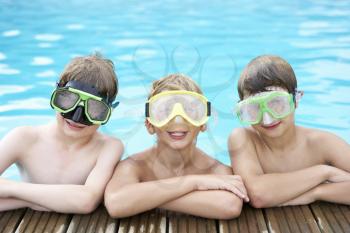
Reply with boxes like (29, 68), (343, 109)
(248, 185), (271, 208)
(217, 194), (243, 220)
(104, 192), (128, 218)
(75, 191), (101, 214)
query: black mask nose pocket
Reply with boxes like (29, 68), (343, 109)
(62, 106), (93, 126)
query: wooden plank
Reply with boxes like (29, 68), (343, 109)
(0, 211), (14, 230)
(178, 213), (187, 233)
(33, 212), (51, 233)
(20, 210), (43, 233)
(145, 209), (157, 233)
(2, 209), (26, 233)
(187, 215), (197, 233)
(310, 202), (333, 233)
(85, 206), (103, 233)
(42, 212), (60, 233)
(245, 205), (268, 233)
(299, 205), (320, 233)
(339, 205), (350, 225)
(329, 204), (350, 233)
(155, 209), (166, 233)
(118, 215), (132, 233)
(104, 216), (118, 233)
(66, 214), (83, 233)
(128, 212), (141, 233)
(282, 207), (301, 233)
(137, 211), (149, 233)
(168, 211), (178, 233)
(265, 207), (281, 233)
(52, 214), (71, 233)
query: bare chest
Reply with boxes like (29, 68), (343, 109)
(17, 142), (99, 184)
(256, 146), (325, 173)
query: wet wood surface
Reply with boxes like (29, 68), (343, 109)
(1, 202), (349, 233)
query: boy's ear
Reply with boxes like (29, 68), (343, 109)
(295, 90), (304, 108)
(200, 124), (207, 132)
(145, 119), (155, 134)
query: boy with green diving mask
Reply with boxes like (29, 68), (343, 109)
(229, 55), (350, 208)
(0, 54), (123, 213)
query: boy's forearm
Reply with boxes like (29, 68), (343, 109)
(0, 198), (50, 212)
(315, 182), (350, 205)
(5, 181), (100, 213)
(160, 190), (242, 219)
(105, 175), (197, 218)
(248, 165), (330, 207)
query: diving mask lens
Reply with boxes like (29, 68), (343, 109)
(52, 89), (80, 112)
(147, 91), (209, 127)
(236, 91), (294, 125)
(86, 99), (110, 122)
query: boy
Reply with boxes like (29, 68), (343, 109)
(0, 54), (123, 213)
(104, 74), (248, 220)
(229, 55), (350, 208)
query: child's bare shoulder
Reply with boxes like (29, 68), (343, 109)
(3, 125), (40, 146)
(301, 126), (347, 151)
(228, 127), (256, 153)
(116, 149), (152, 174)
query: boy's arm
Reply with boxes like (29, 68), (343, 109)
(228, 128), (348, 208)
(0, 127), (28, 174)
(0, 198), (49, 212)
(282, 134), (350, 206)
(159, 166), (245, 219)
(281, 182), (350, 206)
(104, 159), (246, 218)
(1, 139), (123, 214)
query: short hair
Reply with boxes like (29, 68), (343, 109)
(58, 53), (118, 101)
(238, 55), (297, 100)
(148, 73), (202, 99)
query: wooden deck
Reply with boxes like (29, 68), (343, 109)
(1, 202), (350, 233)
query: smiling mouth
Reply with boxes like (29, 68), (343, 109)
(261, 121), (281, 129)
(65, 119), (85, 130)
(167, 131), (188, 140)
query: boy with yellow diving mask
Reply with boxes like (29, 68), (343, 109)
(105, 73), (247, 219)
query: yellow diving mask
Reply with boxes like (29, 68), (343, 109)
(145, 90), (211, 127)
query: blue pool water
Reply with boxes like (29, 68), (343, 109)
(1, 0), (350, 180)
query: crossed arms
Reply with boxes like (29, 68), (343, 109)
(104, 159), (247, 219)
(229, 128), (350, 208)
(0, 127), (123, 213)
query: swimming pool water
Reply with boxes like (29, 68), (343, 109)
(1, 0), (350, 180)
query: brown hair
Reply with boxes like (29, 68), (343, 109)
(238, 55), (297, 100)
(58, 53), (118, 100)
(148, 73), (202, 99)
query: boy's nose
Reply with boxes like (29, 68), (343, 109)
(173, 115), (185, 123)
(262, 112), (276, 125)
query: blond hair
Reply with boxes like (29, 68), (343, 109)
(58, 53), (118, 101)
(148, 73), (202, 99)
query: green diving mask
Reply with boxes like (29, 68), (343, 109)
(50, 80), (119, 125)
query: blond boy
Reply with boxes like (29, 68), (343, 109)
(105, 74), (247, 219)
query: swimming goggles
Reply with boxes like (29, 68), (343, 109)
(145, 90), (211, 127)
(236, 91), (295, 125)
(50, 81), (118, 125)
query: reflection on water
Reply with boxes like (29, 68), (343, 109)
(0, 0), (349, 179)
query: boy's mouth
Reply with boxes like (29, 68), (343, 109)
(167, 131), (188, 140)
(65, 119), (86, 130)
(261, 121), (281, 129)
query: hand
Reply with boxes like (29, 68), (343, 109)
(327, 166), (350, 183)
(193, 175), (249, 202)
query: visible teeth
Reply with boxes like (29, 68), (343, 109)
(169, 132), (186, 136)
